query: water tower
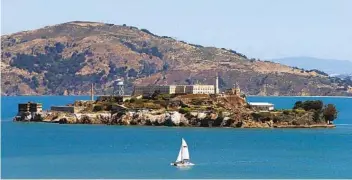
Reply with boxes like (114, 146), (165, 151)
(116, 79), (124, 96)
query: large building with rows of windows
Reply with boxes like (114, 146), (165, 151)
(133, 76), (219, 96)
(133, 84), (216, 96)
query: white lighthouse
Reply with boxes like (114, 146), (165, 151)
(215, 75), (219, 94)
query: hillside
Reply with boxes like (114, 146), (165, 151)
(271, 56), (352, 75)
(1, 21), (351, 96)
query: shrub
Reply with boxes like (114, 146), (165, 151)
(154, 100), (168, 108)
(273, 116), (281, 123)
(127, 68), (138, 77)
(293, 108), (306, 113)
(93, 105), (103, 112)
(144, 102), (162, 109)
(151, 90), (161, 99)
(251, 112), (271, 121)
(141, 28), (157, 37)
(31, 76), (40, 88)
(293, 100), (323, 111)
(129, 98), (136, 103)
(179, 107), (190, 114)
(156, 93), (172, 100)
(259, 112), (271, 118)
(293, 101), (303, 109)
(307, 69), (329, 76)
(191, 99), (203, 105)
(283, 110), (291, 115)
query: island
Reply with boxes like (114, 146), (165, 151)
(13, 84), (338, 128)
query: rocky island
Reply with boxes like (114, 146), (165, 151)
(14, 87), (338, 128)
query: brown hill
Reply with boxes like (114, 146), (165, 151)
(1, 21), (351, 96)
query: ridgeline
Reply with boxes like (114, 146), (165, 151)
(1, 21), (352, 96)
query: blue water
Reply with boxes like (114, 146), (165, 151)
(2, 96), (352, 178)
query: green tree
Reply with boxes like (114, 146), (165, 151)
(323, 104), (338, 124)
(293, 101), (303, 109)
(293, 100), (323, 111)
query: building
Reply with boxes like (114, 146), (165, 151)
(134, 85), (175, 96)
(248, 102), (274, 111)
(133, 76), (219, 96)
(225, 83), (241, 96)
(51, 106), (76, 113)
(185, 85), (215, 94)
(18, 102), (42, 113)
(133, 84), (216, 96)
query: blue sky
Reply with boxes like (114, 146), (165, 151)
(1, 0), (351, 60)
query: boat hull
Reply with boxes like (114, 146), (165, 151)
(170, 162), (195, 167)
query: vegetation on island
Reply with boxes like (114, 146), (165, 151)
(13, 91), (337, 128)
(293, 100), (338, 124)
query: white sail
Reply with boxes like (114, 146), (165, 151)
(171, 138), (194, 167)
(176, 146), (182, 162)
(181, 138), (190, 160)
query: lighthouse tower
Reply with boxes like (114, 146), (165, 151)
(214, 58), (220, 94)
(215, 75), (219, 94)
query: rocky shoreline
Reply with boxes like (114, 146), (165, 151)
(14, 107), (336, 129)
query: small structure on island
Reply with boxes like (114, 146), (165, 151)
(248, 102), (274, 112)
(225, 83), (241, 96)
(115, 79), (124, 96)
(18, 102), (43, 113)
(15, 102), (43, 121)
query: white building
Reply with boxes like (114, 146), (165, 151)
(133, 84), (215, 96)
(133, 76), (219, 96)
(248, 102), (274, 111)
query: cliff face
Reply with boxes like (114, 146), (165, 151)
(1, 21), (351, 96)
(17, 108), (333, 128)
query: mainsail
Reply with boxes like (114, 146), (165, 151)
(175, 138), (190, 162)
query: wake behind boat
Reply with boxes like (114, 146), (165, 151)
(171, 138), (195, 167)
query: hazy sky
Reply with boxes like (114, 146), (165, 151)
(1, 0), (351, 60)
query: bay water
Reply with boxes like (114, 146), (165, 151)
(1, 96), (352, 178)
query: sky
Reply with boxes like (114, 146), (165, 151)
(1, 0), (351, 60)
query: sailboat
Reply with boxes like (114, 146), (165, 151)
(170, 138), (195, 167)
